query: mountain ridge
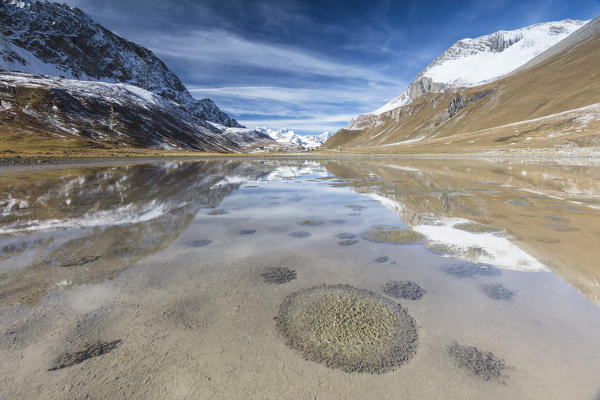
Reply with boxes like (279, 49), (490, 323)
(0, 0), (242, 128)
(349, 18), (588, 129)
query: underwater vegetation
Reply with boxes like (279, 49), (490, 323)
(60, 256), (100, 268)
(261, 267), (297, 284)
(383, 281), (427, 300)
(289, 231), (311, 238)
(454, 223), (502, 233)
(276, 284), (417, 374)
(364, 229), (425, 244)
(481, 283), (515, 301)
(441, 263), (502, 278)
(49, 340), (122, 371)
(299, 219), (325, 226)
(448, 342), (507, 381)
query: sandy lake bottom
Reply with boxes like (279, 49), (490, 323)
(1, 158), (599, 399)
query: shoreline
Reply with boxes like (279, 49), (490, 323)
(1, 148), (600, 173)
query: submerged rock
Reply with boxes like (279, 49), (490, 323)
(374, 256), (389, 263)
(339, 239), (359, 246)
(276, 284), (418, 374)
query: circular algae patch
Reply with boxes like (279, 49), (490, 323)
(276, 284), (417, 374)
(364, 229), (425, 244)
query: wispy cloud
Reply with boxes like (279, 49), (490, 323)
(139, 29), (402, 85)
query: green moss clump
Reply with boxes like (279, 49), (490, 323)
(454, 223), (501, 233)
(364, 229), (425, 244)
(276, 284), (417, 374)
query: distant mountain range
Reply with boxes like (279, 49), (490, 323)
(324, 17), (600, 155)
(257, 128), (331, 150)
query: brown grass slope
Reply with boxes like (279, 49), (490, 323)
(323, 17), (600, 153)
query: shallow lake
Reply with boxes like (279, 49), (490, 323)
(1, 158), (600, 399)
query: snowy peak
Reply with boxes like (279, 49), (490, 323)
(257, 128), (332, 150)
(365, 19), (588, 119)
(0, 0), (241, 127)
(422, 19), (587, 87)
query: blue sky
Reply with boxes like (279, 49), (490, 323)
(61, 0), (600, 134)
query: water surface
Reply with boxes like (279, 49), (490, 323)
(1, 158), (599, 399)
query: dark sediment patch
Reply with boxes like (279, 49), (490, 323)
(299, 219), (325, 226)
(60, 256), (100, 268)
(545, 223), (576, 231)
(289, 231), (310, 238)
(261, 267), (297, 284)
(364, 229), (425, 244)
(481, 283), (515, 301)
(345, 204), (366, 211)
(329, 219), (347, 224)
(276, 284), (418, 374)
(239, 229), (256, 235)
(374, 256), (389, 263)
(49, 340), (121, 371)
(454, 223), (502, 233)
(336, 233), (357, 240)
(383, 281), (427, 300)
(187, 239), (212, 248)
(506, 199), (531, 207)
(448, 342), (507, 381)
(339, 239), (359, 246)
(207, 209), (227, 215)
(441, 263), (501, 278)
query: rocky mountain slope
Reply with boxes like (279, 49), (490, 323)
(324, 16), (600, 155)
(348, 19), (587, 130)
(0, 0), (242, 128)
(0, 71), (273, 153)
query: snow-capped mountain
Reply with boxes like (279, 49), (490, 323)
(257, 128), (332, 150)
(0, 71), (273, 152)
(0, 0), (241, 128)
(355, 19), (587, 122)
